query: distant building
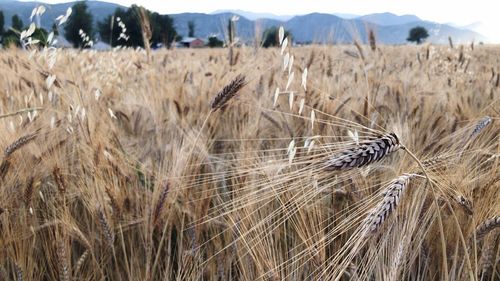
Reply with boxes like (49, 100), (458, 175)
(180, 37), (205, 48)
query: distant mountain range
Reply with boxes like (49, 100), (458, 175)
(171, 12), (484, 44)
(0, 0), (486, 44)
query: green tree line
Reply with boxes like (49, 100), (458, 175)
(0, 1), (179, 49)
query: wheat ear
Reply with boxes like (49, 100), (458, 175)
(475, 216), (500, 241)
(5, 133), (37, 157)
(364, 173), (414, 233)
(210, 74), (246, 111)
(325, 133), (401, 171)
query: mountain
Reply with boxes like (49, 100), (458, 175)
(170, 12), (281, 40)
(211, 9), (293, 21)
(378, 21), (482, 44)
(332, 13), (360, 19)
(0, 0), (124, 30)
(0, 0), (486, 44)
(284, 13), (369, 43)
(358, 12), (421, 26)
(171, 12), (484, 44)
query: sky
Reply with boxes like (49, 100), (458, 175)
(26, 0), (500, 42)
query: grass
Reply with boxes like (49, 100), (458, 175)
(0, 43), (498, 280)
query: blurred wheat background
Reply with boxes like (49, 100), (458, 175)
(0, 42), (498, 280)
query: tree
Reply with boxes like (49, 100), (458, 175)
(150, 12), (178, 48)
(32, 27), (49, 47)
(52, 23), (59, 36)
(12, 14), (23, 31)
(98, 6), (178, 49)
(188, 20), (195, 37)
(262, 26), (291, 48)
(207, 36), (223, 48)
(2, 14), (23, 48)
(407, 26), (429, 44)
(64, 1), (93, 48)
(0, 11), (4, 35)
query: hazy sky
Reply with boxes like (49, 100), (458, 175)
(28, 0), (500, 41)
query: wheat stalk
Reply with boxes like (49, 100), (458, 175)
(152, 181), (170, 227)
(14, 262), (23, 281)
(24, 177), (34, 207)
(470, 116), (492, 138)
(74, 250), (89, 276)
(210, 74), (246, 111)
(475, 216), (500, 241)
(368, 30), (376, 52)
(5, 133), (37, 157)
(52, 167), (66, 194)
(105, 187), (121, 220)
(57, 239), (70, 281)
(478, 233), (498, 280)
(97, 206), (115, 247)
(363, 173), (414, 233)
(325, 133), (401, 171)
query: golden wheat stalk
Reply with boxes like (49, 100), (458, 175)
(74, 250), (89, 276)
(210, 74), (246, 111)
(368, 30), (376, 51)
(475, 216), (500, 241)
(52, 167), (66, 194)
(5, 133), (37, 157)
(152, 181), (170, 227)
(364, 173), (414, 233)
(325, 133), (401, 170)
(478, 233), (497, 280)
(97, 206), (115, 247)
(57, 239), (70, 281)
(24, 177), (34, 207)
(470, 116), (492, 138)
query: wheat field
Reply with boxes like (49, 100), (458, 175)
(0, 43), (498, 281)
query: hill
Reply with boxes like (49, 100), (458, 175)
(358, 12), (421, 26)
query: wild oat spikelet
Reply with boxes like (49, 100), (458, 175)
(325, 133), (401, 171)
(210, 74), (246, 111)
(5, 133), (37, 157)
(475, 216), (500, 241)
(364, 173), (414, 233)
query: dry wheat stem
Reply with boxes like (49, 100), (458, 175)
(0, 107), (43, 120)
